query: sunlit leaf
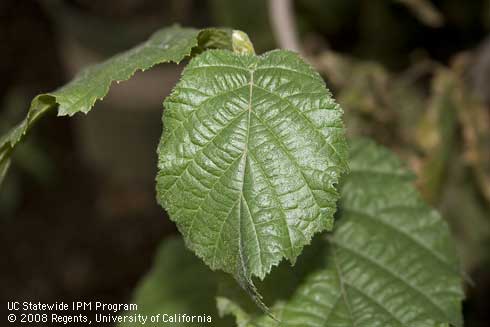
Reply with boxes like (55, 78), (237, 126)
(156, 49), (347, 302)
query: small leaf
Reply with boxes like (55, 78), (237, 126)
(0, 26), (234, 179)
(156, 49), (347, 300)
(221, 139), (464, 327)
(118, 237), (233, 327)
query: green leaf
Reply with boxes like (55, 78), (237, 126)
(156, 49), (348, 302)
(118, 237), (233, 327)
(221, 139), (464, 327)
(0, 26), (233, 182)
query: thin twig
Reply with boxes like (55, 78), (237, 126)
(268, 0), (302, 54)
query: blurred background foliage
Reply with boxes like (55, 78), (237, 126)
(0, 0), (489, 326)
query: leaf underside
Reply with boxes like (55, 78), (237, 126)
(221, 139), (464, 327)
(0, 26), (233, 178)
(156, 49), (348, 300)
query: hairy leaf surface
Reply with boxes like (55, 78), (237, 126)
(0, 26), (233, 179)
(221, 139), (464, 327)
(118, 237), (233, 327)
(156, 49), (347, 297)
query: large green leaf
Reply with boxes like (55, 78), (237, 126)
(0, 26), (233, 180)
(119, 237), (233, 327)
(156, 49), (348, 301)
(221, 139), (464, 327)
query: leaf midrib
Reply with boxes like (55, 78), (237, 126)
(237, 62), (259, 276)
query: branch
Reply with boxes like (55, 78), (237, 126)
(268, 0), (302, 53)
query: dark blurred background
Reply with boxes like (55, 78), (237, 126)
(1, 0), (489, 326)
